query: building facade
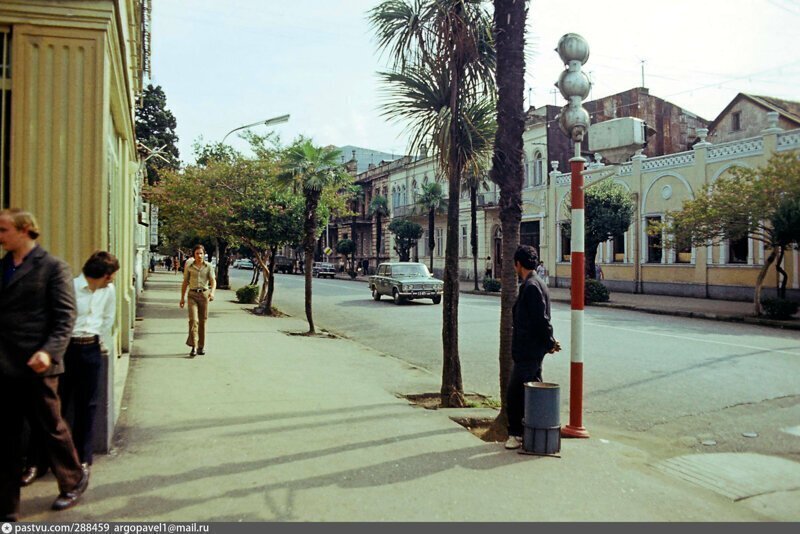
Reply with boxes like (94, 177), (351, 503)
(344, 96), (798, 303)
(0, 0), (149, 449)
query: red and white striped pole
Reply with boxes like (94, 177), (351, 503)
(555, 33), (591, 439)
(562, 143), (589, 438)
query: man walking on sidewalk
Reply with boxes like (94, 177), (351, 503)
(179, 244), (216, 357)
(0, 209), (88, 520)
(505, 245), (559, 450)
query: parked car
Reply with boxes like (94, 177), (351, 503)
(312, 262), (336, 278)
(237, 259), (255, 270)
(274, 255), (295, 274)
(369, 262), (443, 305)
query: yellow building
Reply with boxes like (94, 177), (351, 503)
(548, 114), (800, 300)
(0, 0), (149, 449)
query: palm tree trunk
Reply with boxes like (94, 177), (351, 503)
(486, 0), (527, 440)
(375, 213), (381, 271)
(754, 247), (777, 316)
(428, 208), (435, 272)
(304, 193), (320, 333)
(441, 32), (466, 408)
(471, 185), (479, 291)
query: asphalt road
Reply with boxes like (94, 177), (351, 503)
(230, 269), (800, 456)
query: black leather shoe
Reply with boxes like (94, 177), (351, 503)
(197, 347), (205, 355)
(189, 347), (196, 357)
(51, 469), (89, 511)
(20, 466), (39, 487)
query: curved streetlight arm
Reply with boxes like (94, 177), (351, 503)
(221, 113), (290, 144)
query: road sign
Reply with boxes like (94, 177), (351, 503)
(324, 247), (332, 255)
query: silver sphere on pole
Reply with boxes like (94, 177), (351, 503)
(555, 33), (591, 143)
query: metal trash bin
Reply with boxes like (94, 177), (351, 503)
(521, 382), (561, 455)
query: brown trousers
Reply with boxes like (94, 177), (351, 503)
(186, 289), (209, 349)
(0, 375), (83, 521)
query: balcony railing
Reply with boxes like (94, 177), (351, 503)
(477, 190), (498, 207)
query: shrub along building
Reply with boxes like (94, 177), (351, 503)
(330, 88), (800, 303)
(0, 0), (150, 449)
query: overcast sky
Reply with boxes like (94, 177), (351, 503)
(151, 0), (800, 164)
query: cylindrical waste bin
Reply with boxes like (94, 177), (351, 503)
(522, 382), (561, 455)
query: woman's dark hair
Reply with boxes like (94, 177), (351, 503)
(193, 244), (205, 253)
(513, 244), (538, 270)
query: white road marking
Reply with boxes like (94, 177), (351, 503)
(552, 317), (800, 357)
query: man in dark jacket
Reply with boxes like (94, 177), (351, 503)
(505, 244), (559, 449)
(0, 209), (88, 521)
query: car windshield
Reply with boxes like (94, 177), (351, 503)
(392, 264), (431, 277)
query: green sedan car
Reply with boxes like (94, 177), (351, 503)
(369, 262), (443, 305)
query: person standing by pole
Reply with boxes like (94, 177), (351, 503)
(0, 209), (88, 520)
(179, 245), (216, 357)
(504, 245), (560, 449)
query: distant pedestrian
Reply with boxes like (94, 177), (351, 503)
(595, 264), (604, 280)
(0, 209), (88, 520)
(504, 245), (560, 450)
(485, 256), (493, 279)
(179, 245), (216, 357)
(149, 256), (156, 273)
(172, 256), (179, 273)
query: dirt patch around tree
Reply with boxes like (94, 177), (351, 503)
(401, 392), (500, 442)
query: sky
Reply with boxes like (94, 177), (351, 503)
(150, 0), (800, 165)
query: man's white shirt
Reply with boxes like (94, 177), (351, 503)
(72, 274), (116, 349)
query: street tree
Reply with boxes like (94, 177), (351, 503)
(371, 0), (496, 407)
(416, 182), (445, 271)
(465, 169), (492, 291)
(278, 139), (352, 334)
(660, 152), (800, 315)
(561, 180), (635, 280)
(369, 195), (390, 271)
(336, 238), (357, 274)
(486, 0), (527, 439)
(136, 84), (180, 185)
(389, 219), (424, 262)
(235, 190), (305, 315)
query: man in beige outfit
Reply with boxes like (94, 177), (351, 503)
(179, 245), (216, 357)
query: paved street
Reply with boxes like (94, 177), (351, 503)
(231, 270), (800, 459)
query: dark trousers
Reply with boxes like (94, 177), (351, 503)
(0, 375), (82, 521)
(59, 342), (102, 465)
(505, 359), (543, 437)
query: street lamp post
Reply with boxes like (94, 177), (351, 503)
(555, 33), (591, 439)
(221, 113), (290, 144)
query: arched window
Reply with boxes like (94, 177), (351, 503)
(533, 151), (544, 186)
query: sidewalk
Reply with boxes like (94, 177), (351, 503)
(19, 273), (795, 521)
(334, 272), (800, 330)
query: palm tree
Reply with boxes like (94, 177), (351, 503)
(485, 0), (527, 440)
(416, 182), (445, 271)
(463, 170), (490, 290)
(369, 195), (390, 271)
(371, 0), (496, 407)
(279, 139), (351, 334)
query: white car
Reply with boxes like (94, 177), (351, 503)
(233, 259), (254, 269)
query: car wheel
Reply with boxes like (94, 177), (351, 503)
(432, 295), (441, 305)
(372, 287), (381, 301)
(393, 288), (403, 305)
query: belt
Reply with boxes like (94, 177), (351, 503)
(71, 335), (99, 345)
(191, 288), (208, 292)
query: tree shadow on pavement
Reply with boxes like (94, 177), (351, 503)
(88, 430), (525, 520)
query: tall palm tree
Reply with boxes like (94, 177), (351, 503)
(369, 195), (390, 271)
(371, 0), (496, 408)
(416, 181), (445, 271)
(279, 139), (351, 334)
(486, 0), (527, 439)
